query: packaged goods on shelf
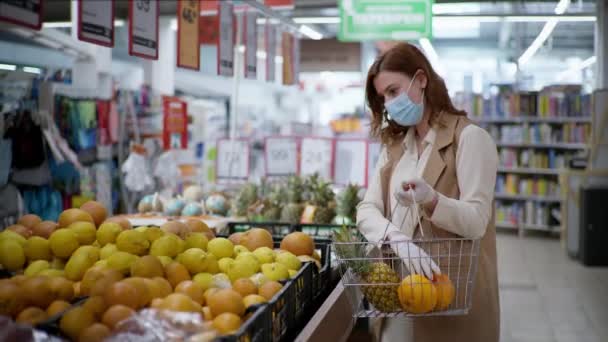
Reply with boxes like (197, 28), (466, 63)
(495, 174), (560, 197)
(537, 85), (592, 118)
(496, 202), (524, 225)
(499, 148), (567, 169)
(496, 124), (590, 144)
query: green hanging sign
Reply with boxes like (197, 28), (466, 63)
(338, 0), (433, 41)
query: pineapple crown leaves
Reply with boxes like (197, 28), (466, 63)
(336, 183), (361, 218)
(285, 175), (304, 203)
(333, 224), (370, 274)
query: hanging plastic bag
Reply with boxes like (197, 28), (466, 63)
(122, 146), (153, 192)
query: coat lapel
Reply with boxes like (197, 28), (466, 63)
(422, 113), (458, 188)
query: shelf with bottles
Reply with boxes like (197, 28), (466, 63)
(488, 122), (591, 146)
(497, 148), (573, 175)
(495, 201), (560, 232)
(495, 174), (561, 202)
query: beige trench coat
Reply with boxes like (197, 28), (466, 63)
(373, 113), (500, 342)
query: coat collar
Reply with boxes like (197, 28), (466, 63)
(422, 113), (459, 187)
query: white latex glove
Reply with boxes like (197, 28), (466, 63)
(393, 178), (436, 207)
(388, 231), (440, 279)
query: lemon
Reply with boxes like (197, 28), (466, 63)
(193, 273), (214, 291)
(261, 263), (289, 282)
(65, 250), (98, 281)
(157, 256), (173, 267)
(150, 234), (182, 258)
(207, 238), (234, 259)
(116, 230), (150, 256)
(275, 251), (302, 271)
(106, 251), (139, 275)
(39, 269), (65, 277)
(211, 273), (232, 289)
(236, 253), (260, 273)
(233, 245), (249, 256)
(288, 269), (297, 278)
(68, 222), (96, 245)
(94, 259), (108, 268)
(206, 254), (220, 274)
(100, 243), (118, 260)
(0, 230), (27, 247)
(72, 246), (100, 263)
(49, 229), (79, 259)
(250, 273), (269, 287)
(218, 258), (235, 274)
(253, 247), (275, 264)
(96, 222), (123, 246)
(24, 260), (50, 276)
(25, 236), (52, 262)
(144, 227), (164, 243)
(227, 258), (257, 282)
(184, 233), (209, 251)
(0, 239), (25, 271)
(50, 257), (66, 270)
(177, 248), (209, 275)
(130, 255), (164, 278)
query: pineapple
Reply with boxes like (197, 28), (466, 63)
(233, 183), (258, 218)
(334, 225), (401, 312)
(333, 183), (361, 225)
(261, 183), (286, 221)
(305, 175), (336, 224)
(280, 176), (305, 223)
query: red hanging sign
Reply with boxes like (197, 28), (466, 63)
(162, 97), (188, 150)
(128, 0), (159, 60)
(78, 0), (115, 47)
(177, 0), (200, 70)
(0, 0), (43, 30)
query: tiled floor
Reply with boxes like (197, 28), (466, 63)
(497, 232), (608, 342)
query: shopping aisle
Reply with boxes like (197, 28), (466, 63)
(497, 233), (608, 342)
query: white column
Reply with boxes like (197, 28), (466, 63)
(143, 17), (175, 96)
(596, 0), (608, 89)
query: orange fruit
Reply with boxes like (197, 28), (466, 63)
(102, 304), (135, 330)
(202, 306), (213, 321)
(203, 288), (219, 305)
(73, 282), (81, 297)
(232, 278), (257, 297)
(165, 262), (191, 288)
(258, 281), (283, 301)
(31, 221), (58, 239)
(82, 267), (124, 296)
(184, 219), (215, 240)
(130, 255), (164, 278)
(16, 306), (48, 325)
(0, 281), (26, 317)
(122, 277), (151, 308)
(153, 277), (173, 297)
(207, 289), (245, 317)
(7, 224), (32, 238)
(22, 276), (54, 308)
(280, 232), (314, 256)
(240, 228), (273, 252)
(10, 275), (28, 285)
(59, 307), (96, 340)
(80, 201), (108, 227)
(174, 280), (205, 305)
(47, 276), (75, 302)
(156, 293), (202, 314)
(397, 274), (437, 314)
(82, 296), (107, 319)
(78, 322), (111, 342)
(46, 300), (71, 316)
(433, 274), (455, 311)
(212, 312), (242, 335)
(58, 208), (94, 228)
(18, 214), (42, 229)
(104, 281), (139, 309)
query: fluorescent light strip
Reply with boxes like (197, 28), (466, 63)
(43, 19), (125, 28)
(293, 17), (340, 24)
(0, 64), (16, 71)
(518, 0), (570, 66)
(299, 25), (323, 40)
(556, 56), (597, 80)
(418, 38), (444, 76)
(23, 66), (42, 74)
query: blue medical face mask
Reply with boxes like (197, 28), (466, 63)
(384, 74), (424, 126)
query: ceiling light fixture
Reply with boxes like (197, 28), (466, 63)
(418, 38), (444, 76)
(23, 66), (42, 74)
(43, 19), (125, 29)
(299, 25), (323, 40)
(0, 64), (17, 71)
(556, 55), (597, 80)
(518, 0), (571, 67)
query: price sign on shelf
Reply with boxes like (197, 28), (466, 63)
(367, 142), (381, 184)
(218, 1), (234, 76)
(265, 137), (298, 176)
(78, 0), (115, 47)
(300, 138), (334, 180)
(0, 0), (43, 30)
(217, 139), (250, 180)
(334, 139), (368, 186)
(177, 0), (200, 70)
(129, 0), (159, 60)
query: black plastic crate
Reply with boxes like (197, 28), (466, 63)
(266, 278), (292, 342)
(311, 240), (332, 305)
(35, 296), (88, 339)
(297, 223), (355, 239)
(227, 222), (295, 237)
(215, 303), (271, 342)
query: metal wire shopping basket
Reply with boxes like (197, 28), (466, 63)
(332, 193), (481, 318)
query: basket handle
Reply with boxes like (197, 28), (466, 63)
(379, 188), (430, 245)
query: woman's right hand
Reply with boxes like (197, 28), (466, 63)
(388, 231), (440, 279)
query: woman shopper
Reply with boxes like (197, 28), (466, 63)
(357, 42), (500, 342)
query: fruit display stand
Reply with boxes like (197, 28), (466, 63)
(121, 214), (236, 235)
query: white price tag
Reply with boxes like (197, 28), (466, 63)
(216, 139), (249, 180)
(218, 1), (234, 77)
(245, 10), (257, 80)
(367, 142), (381, 186)
(0, 0), (42, 29)
(265, 137), (298, 176)
(266, 23), (277, 82)
(129, 0), (159, 59)
(334, 139), (368, 186)
(78, 0), (114, 47)
(300, 138), (334, 180)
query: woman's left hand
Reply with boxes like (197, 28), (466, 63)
(394, 178), (437, 206)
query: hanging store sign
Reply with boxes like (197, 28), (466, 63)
(300, 137), (334, 180)
(218, 1), (234, 76)
(264, 136), (298, 176)
(129, 0), (159, 60)
(282, 32), (294, 85)
(338, 0), (432, 41)
(177, 0), (200, 70)
(334, 139), (368, 187)
(78, 0), (115, 47)
(216, 139), (250, 180)
(162, 97), (188, 150)
(245, 10), (258, 80)
(0, 0), (43, 30)
(264, 0), (295, 10)
(266, 23), (277, 82)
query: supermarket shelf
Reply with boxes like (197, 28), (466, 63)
(497, 167), (561, 175)
(523, 223), (560, 232)
(494, 193), (562, 203)
(496, 142), (588, 150)
(475, 116), (592, 124)
(496, 222), (518, 230)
